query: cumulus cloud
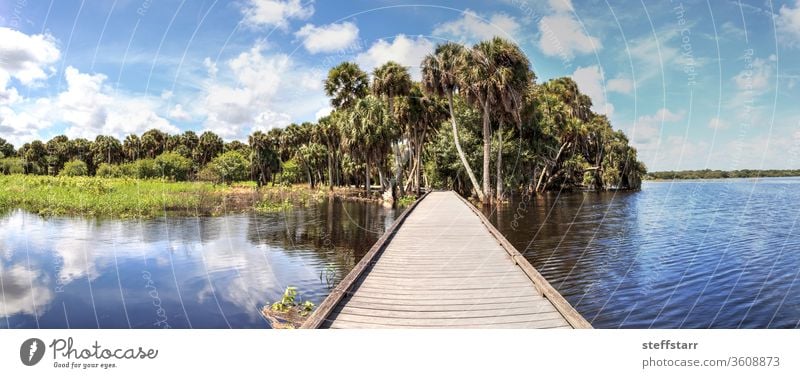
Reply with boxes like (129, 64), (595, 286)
(201, 44), (327, 139)
(628, 108), (684, 145)
(295, 22), (359, 54)
(548, 0), (574, 13)
(538, 14), (601, 59)
(733, 57), (772, 92)
(432, 10), (521, 44)
(708, 117), (728, 130)
(607, 76), (634, 94)
(571, 65), (613, 117)
(0, 27), (60, 86)
(55, 67), (179, 139)
(1, 64), (178, 145)
(240, 0), (314, 29)
(169, 104), (191, 121)
(355, 35), (435, 80)
(777, 0), (800, 46)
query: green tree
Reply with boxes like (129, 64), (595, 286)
(325, 62), (369, 109)
(141, 129), (167, 159)
(249, 131), (280, 186)
(195, 131), (224, 167)
(60, 160), (88, 177)
(421, 43), (484, 202)
(460, 37), (531, 202)
(372, 61), (412, 195)
(0, 137), (15, 158)
(210, 150), (249, 184)
(155, 152), (192, 181)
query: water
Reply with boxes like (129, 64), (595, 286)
(0, 199), (399, 328)
(2, 178), (799, 328)
(486, 178), (800, 328)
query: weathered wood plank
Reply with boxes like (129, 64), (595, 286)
(304, 191), (591, 329)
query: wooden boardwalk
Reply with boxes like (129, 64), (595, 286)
(302, 191), (591, 329)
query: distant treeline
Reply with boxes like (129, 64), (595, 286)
(646, 169), (800, 180)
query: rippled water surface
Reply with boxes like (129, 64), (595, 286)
(0, 199), (399, 328)
(2, 178), (799, 328)
(486, 178), (800, 328)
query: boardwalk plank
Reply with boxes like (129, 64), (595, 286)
(302, 191), (591, 329)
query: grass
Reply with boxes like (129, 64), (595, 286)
(0, 175), (389, 218)
(0, 174), (230, 218)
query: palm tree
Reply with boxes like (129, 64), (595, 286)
(421, 42), (484, 202)
(91, 135), (123, 165)
(140, 129), (166, 159)
(123, 134), (142, 162)
(372, 61), (412, 196)
(347, 95), (388, 196)
(317, 114), (341, 188)
(325, 62), (369, 110)
(395, 83), (448, 194)
(460, 37), (531, 202)
(249, 131), (280, 186)
(195, 131), (223, 167)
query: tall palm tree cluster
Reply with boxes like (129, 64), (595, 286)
(0, 38), (645, 202)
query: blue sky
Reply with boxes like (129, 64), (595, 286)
(1, 0), (799, 171)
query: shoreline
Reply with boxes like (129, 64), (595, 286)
(0, 174), (390, 219)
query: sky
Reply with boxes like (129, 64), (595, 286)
(0, 0), (799, 172)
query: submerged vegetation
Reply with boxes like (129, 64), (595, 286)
(0, 37), (645, 214)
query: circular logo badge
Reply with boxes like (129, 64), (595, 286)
(20, 338), (45, 366)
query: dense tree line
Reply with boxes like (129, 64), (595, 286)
(0, 38), (646, 203)
(646, 169), (800, 180)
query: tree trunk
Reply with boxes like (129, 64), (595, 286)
(535, 141), (569, 193)
(496, 123), (503, 201)
(448, 93), (484, 201)
(365, 157), (371, 196)
(482, 98), (491, 204)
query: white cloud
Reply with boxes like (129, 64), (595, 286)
(202, 44), (327, 139)
(314, 106), (332, 120)
(708, 117), (728, 130)
(1, 65), (178, 145)
(432, 10), (521, 44)
(538, 14), (601, 58)
(733, 57), (771, 92)
(169, 104), (191, 121)
(240, 0), (314, 29)
(295, 22), (359, 54)
(571, 65), (613, 117)
(355, 35), (435, 81)
(203, 57), (218, 77)
(607, 76), (633, 94)
(0, 27), (60, 86)
(777, 0), (800, 46)
(548, 0), (574, 13)
(628, 108), (683, 146)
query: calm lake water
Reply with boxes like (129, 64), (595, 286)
(1, 178), (798, 328)
(487, 178), (800, 328)
(0, 199), (399, 328)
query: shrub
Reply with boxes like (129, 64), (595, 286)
(196, 165), (222, 184)
(59, 160), (88, 177)
(96, 163), (122, 178)
(155, 152), (192, 181)
(209, 151), (248, 184)
(0, 158), (25, 175)
(133, 159), (159, 179)
(278, 158), (302, 185)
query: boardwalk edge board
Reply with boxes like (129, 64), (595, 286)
(301, 191), (432, 329)
(303, 190), (592, 329)
(454, 195), (593, 329)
